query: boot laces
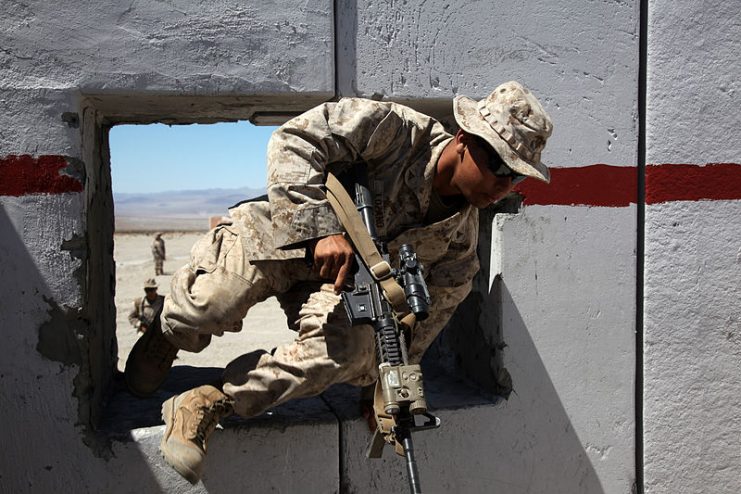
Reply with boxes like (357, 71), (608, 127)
(193, 399), (233, 447)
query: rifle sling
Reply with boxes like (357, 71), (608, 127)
(326, 172), (420, 457)
(325, 172), (411, 321)
(373, 380), (405, 457)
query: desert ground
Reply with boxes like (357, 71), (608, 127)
(114, 231), (296, 371)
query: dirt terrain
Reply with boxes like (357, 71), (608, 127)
(114, 231), (296, 371)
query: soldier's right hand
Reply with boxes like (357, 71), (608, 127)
(309, 234), (354, 294)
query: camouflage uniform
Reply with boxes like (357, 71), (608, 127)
(152, 234), (166, 275)
(162, 98), (479, 418)
(129, 294), (165, 335)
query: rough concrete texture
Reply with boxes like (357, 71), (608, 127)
(493, 205), (636, 492)
(340, 0), (639, 168)
(643, 201), (741, 493)
(0, 88), (82, 156)
(316, 376), (500, 493)
(0, 2), (337, 491)
(646, 0), (739, 163)
(8, 0), (738, 492)
(644, 0), (741, 491)
(112, 417), (338, 493)
(99, 367), (340, 493)
(0, 1), (334, 96)
(0, 194), (100, 490)
(342, 7), (641, 488)
(327, 364), (620, 493)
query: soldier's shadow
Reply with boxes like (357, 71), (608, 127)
(102, 366), (224, 433)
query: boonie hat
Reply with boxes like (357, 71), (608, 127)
(144, 278), (158, 290)
(454, 81), (553, 183)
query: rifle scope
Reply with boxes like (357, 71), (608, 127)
(398, 244), (430, 321)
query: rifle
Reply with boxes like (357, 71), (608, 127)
(325, 168), (441, 494)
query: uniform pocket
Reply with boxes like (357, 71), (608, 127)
(191, 225), (239, 275)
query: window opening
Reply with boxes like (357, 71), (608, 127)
(109, 121), (292, 372)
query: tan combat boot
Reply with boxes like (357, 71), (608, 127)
(160, 385), (234, 484)
(124, 315), (179, 396)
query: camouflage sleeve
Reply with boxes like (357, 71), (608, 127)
(266, 98), (414, 250)
(407, 248), (480, 364)
(128, 299), (141, 330)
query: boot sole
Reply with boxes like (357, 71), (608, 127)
(124, 314), (175, 397)
(160, 396), (201, 484)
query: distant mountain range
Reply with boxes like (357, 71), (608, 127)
(114, 186), (266, 218)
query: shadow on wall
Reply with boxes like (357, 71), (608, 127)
(493, 282), (605, 493)
(424, 204), (606, 493)
(0, 199), (603, 492)
(0, 203), (170, 493)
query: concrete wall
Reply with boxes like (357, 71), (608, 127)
(0, 0), (738, 493)
(340, 2), (639, 492)
(643, 1), (741, 492)
(0, 1), (336, 491)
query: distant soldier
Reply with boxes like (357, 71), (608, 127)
(151, 232), (166, 275)
(128, 278), (165, 335)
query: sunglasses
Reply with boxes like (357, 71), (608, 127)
(475, 138), (528, 185)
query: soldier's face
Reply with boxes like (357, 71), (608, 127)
(456, 137), (515, 208)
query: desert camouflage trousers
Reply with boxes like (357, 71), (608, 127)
(161, 225), (377, 418)
(153, 257), (164, 276)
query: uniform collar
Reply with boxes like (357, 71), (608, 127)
(410, 135), (454, 217)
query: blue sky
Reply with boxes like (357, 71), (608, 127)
(109, 121), (278, 193)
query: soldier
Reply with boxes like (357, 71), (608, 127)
(151, 232), (166, 275)
(124, 81), (553, 483)
(128, 278), (165, 336)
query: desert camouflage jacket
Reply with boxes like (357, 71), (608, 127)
(229, 98), (480, 361)
(128, 295), (165, 332)
(151, 238), (165, 259)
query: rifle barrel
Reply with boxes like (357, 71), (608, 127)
(401, 430), (422, 494)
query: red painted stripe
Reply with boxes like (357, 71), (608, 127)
(0, 155), (83, 196)
(515, 164), (637, 207)
(515, 163), (741, 206)
(2, 156), (738, 205)
(645, 163), (741, 204)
